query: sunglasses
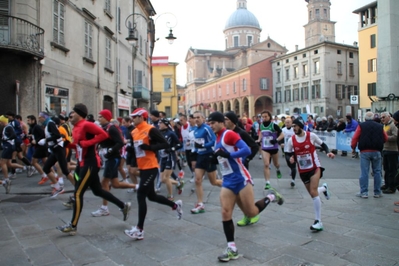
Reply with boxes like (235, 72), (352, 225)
(132, 115), (141, 118)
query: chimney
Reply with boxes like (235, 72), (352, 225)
(295, 45), (299, 51)
(353, 41), (358, 47)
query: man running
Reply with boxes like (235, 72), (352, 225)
(208, 111), (284, 262)
(56, 103), (131, 235)
(286, 118), (334, 231)
(27, 115), (48, 180)
(257, 110), (284, 189)
(91, 109), (136, 217)
(124, 108), (182, 240)
(281, 117), (297, 188)
(191, 111), (222, 214)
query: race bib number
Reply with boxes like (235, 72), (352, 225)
(99, 148), (108, 161)
(195, 138), (205, 152)
(76, 145), (83, 161)
(134, 140), (145, 158)
(218, 157), (233, 176)
(297, 154), (314, 170)
(262, 136), (274, 148)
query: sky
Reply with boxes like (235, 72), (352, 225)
(150, 0), (371, 86)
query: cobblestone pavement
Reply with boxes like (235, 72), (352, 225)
(0, 153), (398, 266)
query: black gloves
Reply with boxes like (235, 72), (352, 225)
(139, 144), (152, 151)
(269, 139), (278, 145)
(194, 142), (204, 149)
(209, 154), (219, 164)
(215, 149), (230, 158)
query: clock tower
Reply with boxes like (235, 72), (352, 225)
(304, 0), (336, 47)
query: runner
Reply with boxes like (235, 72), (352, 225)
(91, 109), (137, 217)
(124, 108), (182, 240)
(281, 117), (297, 188)
(207, 111), (284, 262)
(286, 118), (334, 231)
(257, 110), (284, 190)
(191, 111), (222, 214)
(57, 103), (131, 235)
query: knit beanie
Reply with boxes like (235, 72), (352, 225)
(208, 111), (225, 123)
(224, 111), (238, 124)
(392, 110), (399, 123)
(99, 109), (112, 121)
(73, 103), (88, 118)
(293, 118), (304, 129)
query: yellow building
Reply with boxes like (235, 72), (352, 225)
(152, 56), (179, 118)
(353, 2), (378, 110)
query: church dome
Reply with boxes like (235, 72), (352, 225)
(224, 7), (260, 30)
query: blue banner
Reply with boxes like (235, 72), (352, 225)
(336, 131), (358, 152)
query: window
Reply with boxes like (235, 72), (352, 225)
(260, 78), (268, 90)
(302, 64), (308, 76)
(285, 68), (290, 81)
(128, 65), (132, 87)
(370, 34), (376, 48)
(277, 71), (281, 83)
(309, 11), (312, 20)
(293, 87), (299, 101)
(277, 62), (280, 66)
(105, 0), (111, 13)
(314, 50), (318, 54)
(275, 89), (282, 103)
(233, 82), (236, 93)
(337, 50), (341, 54)
(367, 83), (376, 96)
(349, 63), (354, 76)
(324, 9), (327, 17)
(349, 52), (354, 58)
(335, 85), (342, 99)
(314, 61), (320, 74)
(286, 59), (289, 63)
(314, 106), (319, 114)
(163, 77), (171, 92)
(226, 84), (230, 95)
(233, 36), (239, 47)
(312, 81), (320, 99)
(117, 7), (121, 31)
(294, 56), (297, 61)
(135, 70), (142, 86)
(347, 85), (352, 99)
(294, 66), (298, 78)
(247, 36), (252, 46)
(315, 9), (320, 18)
(105, 37), (112, 69)
(84, 21), (93, 59)
(354, 85), (358, 96)
(368, 59), (377, 72)
(342, 85), (346, 99)
(284, 88), (291, 102)
(337, 61), (342, 75)
(242, 79), (247, 91)
(303, 53), (307, 58)
(207, 90), (210, 99)
(301, 85), (309, 100)
(213, 88), (216, 98)
(218, 86), (221, 97)
(53, 0), (65, 45)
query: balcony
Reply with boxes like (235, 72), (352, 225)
(133, 85), (150, 101)
(0, 15), (44, 59)
(152, 92), (162, 104)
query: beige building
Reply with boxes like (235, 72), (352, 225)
(273, 0), (360, 118)
(0, 0), (155, 118)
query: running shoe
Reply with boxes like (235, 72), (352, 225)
(121, 202), (131, 221)
(8, 173), (16, 180)
(124, 226), (144, 240)
(175, 199), (183, 220)
(290, 180), (295, 188)
(178, 170), (184, 179)
(322, 183), (330, 200)
(38, 177), (48, 185)
(258, 154), (262, 159)
(264, 183), (271, 190)
(356, 192), (368, 198)
(91, 207), (110, 217)
(237, 215), (259, 226)
(190, 203), (205, 214)
(218, 247), (239, 262)
(177, 180), (185, 195)
(268, 188), (284, 205)
(56, 223), (77, 235)
(127, 188), (134, 193)
(276, 169), (282, 179)
(50, 187), (64, 198)
(189, 176), (195, 183)
(63, 196), (75, 209)
(310, 220), (323, 231)
(3, 179), (11, 194)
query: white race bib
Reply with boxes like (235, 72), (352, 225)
(297, 154), (314, 170)
(76, 145), (83, 161)
(134, 140), (145, 158)
(218, 157), (233, 175)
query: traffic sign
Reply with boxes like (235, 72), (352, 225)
(350, 95), (358, 104)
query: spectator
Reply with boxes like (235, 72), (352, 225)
(351, 112), (387, 198)
(326, 115), (337, 132)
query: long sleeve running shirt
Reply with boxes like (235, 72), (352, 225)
(194, 122), (216, 155)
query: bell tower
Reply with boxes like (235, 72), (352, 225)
(304, 0), (336, 47)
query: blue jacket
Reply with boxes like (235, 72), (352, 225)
(194, 122), (216, 155)
(345, 119), (358, 132)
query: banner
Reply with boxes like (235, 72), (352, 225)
(336, 131), (358, 152)
(313, 130), (336, 150)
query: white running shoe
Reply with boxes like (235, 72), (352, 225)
(189, 176), (195, 183)
(124, 226), (144, 240)
(91, 207), (110, 217)
(310, 220), (323, 231)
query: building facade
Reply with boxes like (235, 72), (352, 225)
(0, 0), (155, 118)
(152, 56), (178, 118)
(273, 0), (360, 119)
(353, 1), (399, 114)
(184, 0), (287, 117)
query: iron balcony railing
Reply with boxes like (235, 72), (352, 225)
(0, 15), (45, 58)
(133, 85), (150, 100)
